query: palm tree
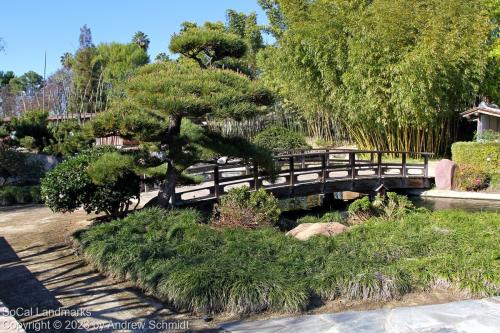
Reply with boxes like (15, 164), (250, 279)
(60, 52), (73, 69)
(132, 31), (150, 52)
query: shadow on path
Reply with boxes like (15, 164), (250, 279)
(0, 237), (83, 333)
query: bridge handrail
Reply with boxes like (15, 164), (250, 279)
(174, 149), (433, 205)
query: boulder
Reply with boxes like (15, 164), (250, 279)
(286, 222), (349, 241)
(434, 159), (457, 190)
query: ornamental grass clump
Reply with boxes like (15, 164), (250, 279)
(211, 186), (281, 229)
(74, 208), (500, 315)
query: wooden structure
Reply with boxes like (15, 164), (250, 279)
(461, 104), (500, 137)
(173, 149), (433, 206)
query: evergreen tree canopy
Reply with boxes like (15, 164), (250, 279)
(169, 23), (247, 68)
(91, 61), (274, 206)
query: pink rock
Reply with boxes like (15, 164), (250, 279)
(434, 159), (457, 190)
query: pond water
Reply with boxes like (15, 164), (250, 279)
(281, 195), (500, 221)
(410, 197), (500, 213)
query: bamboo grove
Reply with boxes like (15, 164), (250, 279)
(257, 0), (498, 154)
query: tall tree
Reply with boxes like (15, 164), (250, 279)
(226, 10), (265, 74)
(9, 71), (44, 96)
(91, 26), (274, 206)
(258, 0), (493, 154)
(79, 24), (93, 49)
(0, 71), (15, 86)
(95, 42), (149, 83)
(169, 22), (247, 69)
(70, 45), (102, 116)
(132, 31), (150, 52)
(60, 52), (73, 69)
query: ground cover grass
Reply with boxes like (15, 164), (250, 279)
(73, 208), (500, 315)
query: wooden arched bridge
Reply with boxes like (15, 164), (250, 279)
(173, 149), (433, 206)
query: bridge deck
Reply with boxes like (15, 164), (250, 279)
(173, 149), (433, 206)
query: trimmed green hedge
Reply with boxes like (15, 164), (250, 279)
(451, 142), (499, 174)
(0, 185), (42, 206)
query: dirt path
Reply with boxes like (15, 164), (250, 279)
(0, 195), (217, 333)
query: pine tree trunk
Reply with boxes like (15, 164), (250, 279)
(157, 161), (180, 207)
(156, 115), (183, 207)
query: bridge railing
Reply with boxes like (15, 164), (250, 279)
(174, 149), (433, 205)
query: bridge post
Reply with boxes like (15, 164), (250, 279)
(321, 153), (327, 193)
(289, 156), (295, 194)
(214, 164), (220, 198)
(377, 152), (382, 179)
(326, 149), (330, 167)
(253, 160), (260, 190)
(349, 152), (356, 180)
(300, 150), (305, 169)
(349, 152), (356, 190)
(423, 154), (429, 178)
(402, 153), (407, 177)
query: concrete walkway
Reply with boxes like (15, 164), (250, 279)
(421, 189), (500, 201)
(220, 297), (500, 333)
(0, 191), (217, 332)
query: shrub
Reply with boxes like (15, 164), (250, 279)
(253, 126), (310, 151)
(347, 196), (374, 222)
(348, 193), (418, 223)
(474, 130), (500, 142)
(0, 148), (43, 186)
(454, 164), (490, 191)
(451, 141), (500, 174)
(212, 186), (281, 229)
(0, 185), (42, 206)
(11, 109), (52, 150)
(41, 147), (140, 217)
(19, 136), (36, 151)
(74, 208), (500, 315)
(0, 187), (15, 205)
(43, 121), (93, 157)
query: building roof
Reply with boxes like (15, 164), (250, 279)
(461, 106), (500, 119)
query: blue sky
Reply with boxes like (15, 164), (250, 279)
(0, 0), (269, 77)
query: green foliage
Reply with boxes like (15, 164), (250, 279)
(452, 141), (500, 174)
(347, 196), (374, 222)
(0, 148), (43, 186)
(169, 22), (247, 68)
(253, 126), (310, 151)
(43, 121), (93, 157)
(0, 70), (15, 86)
(41, 147), (140, 217)
(95, 42), (149, 86)
(70, 45), (103, 114)
(474, 130), (500, 143)
(297, 211), (346, 225)
(75, 208), (500, 314)
(12, 109), (52, 150)
(454, 164), (491, 192)
(258, 0), (493, 154)
(132, 31), (150, 52)
(213, 186), (281, 229)
(9, 71), (43, 95)
(348, 193), (418, 223)
(19, 136), (36, 151)
(87, 152), (136, 185)
(0, 185), (41, 206)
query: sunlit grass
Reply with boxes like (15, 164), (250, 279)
(73, 208), (500, 314)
